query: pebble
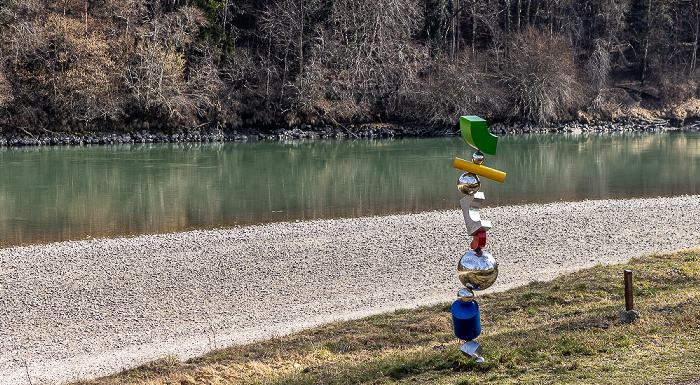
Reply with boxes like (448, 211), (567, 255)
(619, 309), (640, 323)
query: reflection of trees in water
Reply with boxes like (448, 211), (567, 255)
(502, 132), (700, 202)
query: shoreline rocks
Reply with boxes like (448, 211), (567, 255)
(1, 119), (699, 147)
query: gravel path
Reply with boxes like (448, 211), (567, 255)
(1, 196), (699, 384)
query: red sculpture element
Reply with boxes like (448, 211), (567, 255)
(470, 231), (486, 251)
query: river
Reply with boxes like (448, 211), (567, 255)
(0, 130), (698, 247)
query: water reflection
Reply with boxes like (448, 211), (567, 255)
(0, 131), (698, 247)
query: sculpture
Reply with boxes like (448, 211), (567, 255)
(450, 116), (506, 362)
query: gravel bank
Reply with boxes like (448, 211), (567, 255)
(1, 196), (699, 384)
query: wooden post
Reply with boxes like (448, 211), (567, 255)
(624, 270), (634, 311)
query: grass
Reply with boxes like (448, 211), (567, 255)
(75, 248), (700, 385)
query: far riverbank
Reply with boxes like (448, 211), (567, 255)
(1, 119), (699, 147)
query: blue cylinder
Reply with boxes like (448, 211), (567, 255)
(451, 300), (481, 341)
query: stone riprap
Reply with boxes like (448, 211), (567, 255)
(1, 196), (698, 384)
(0, 120), (699, 146)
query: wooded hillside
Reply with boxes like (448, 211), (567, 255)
(1, 0), (699, 134)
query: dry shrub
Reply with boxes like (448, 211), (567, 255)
(502, 29), (585, 123)
(254, 0), (424, 126)
(587, 39), (612, 111)
(295, 59), (372, 125)
(396, 54), (507, 126)
(657, 68), (700, 107)
(323, 0), (422, 124)
(43, 14), (124, 122)
(217, 50), (252, 128)
(123, 6), (211, 122)
(0, 69), (12, 108)
(586, 87), (640, 121)
(666, 98), (700, 122)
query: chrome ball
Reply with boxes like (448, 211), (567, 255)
(472, 151), (485, 165)
(457, 286), (475, 302)
(457, 250), (498, 290)
(457, 173), (480, 195)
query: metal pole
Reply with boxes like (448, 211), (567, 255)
(624, 270), (634, 311)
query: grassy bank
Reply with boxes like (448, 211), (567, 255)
(78, 248), (700, 385)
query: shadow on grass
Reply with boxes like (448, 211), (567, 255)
(263, 347), (498, 385)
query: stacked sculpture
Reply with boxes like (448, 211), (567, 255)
(450, 116), (506, 362)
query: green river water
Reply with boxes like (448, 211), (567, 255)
(1, 131), (698, 247)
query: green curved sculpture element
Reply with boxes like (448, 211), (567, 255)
(460, 116), (498, 155)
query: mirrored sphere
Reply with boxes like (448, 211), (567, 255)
(472, 151), (485, 165)
(457, 286), (475, 302)
(457, 250), (498, 290)
(458, 173), (481, 195)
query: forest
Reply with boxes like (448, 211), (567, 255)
(0, 0), (699, 135)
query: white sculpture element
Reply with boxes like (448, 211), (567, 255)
(460, 192), (491, 236)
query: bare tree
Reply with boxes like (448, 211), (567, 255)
(691, 0), (700, 71)
(588, 39), (612, 110)
(326, 0), (421, 120)
(123, 6), (213, 121)
(0, 67), (12, 110)
(502, 28), (583, 123)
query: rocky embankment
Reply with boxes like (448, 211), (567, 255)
(1, 119), (699, 147)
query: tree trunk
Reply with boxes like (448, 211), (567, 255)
(641, 0), (651, 84)
(504, 0), (511, 58)
(299, 0), (304, 74)
(223, 0), (229, 31)
(471, 4), (476, 57)
(451, 0), (456, 60)
(693, 0), (699, 72)
(504, 0), (510, 33)
(455, 0), (460, 60)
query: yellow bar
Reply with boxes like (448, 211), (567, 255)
(453, 158), (506, 183)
